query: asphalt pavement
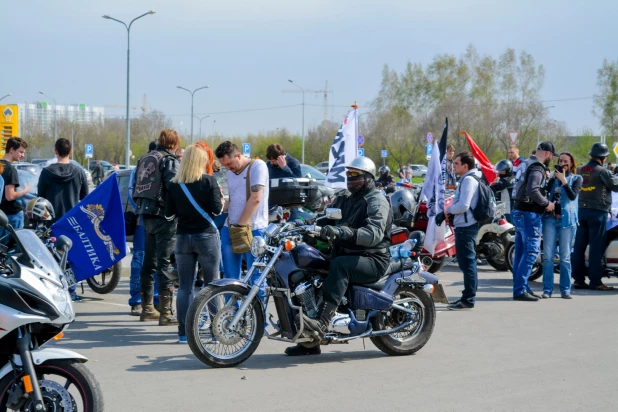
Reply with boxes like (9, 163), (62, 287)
(55, 262), (618, 411)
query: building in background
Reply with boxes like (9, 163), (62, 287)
(18, 102), (105, 134)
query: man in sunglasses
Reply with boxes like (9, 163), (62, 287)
(285, 156), (392, 356)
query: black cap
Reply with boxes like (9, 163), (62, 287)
(536, 141), (558, 157)
(148, 141), (157, 151)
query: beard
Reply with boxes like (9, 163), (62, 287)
(543, 155), (552, 166)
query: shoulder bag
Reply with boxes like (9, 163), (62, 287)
(228, 160), (254, 254)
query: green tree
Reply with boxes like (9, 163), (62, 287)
(594, 59), (618, 137)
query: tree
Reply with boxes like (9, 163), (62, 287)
(594, 59), (618, 137)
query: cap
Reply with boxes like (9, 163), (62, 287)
(536, 141), (558, 157)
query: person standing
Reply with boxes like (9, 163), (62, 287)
(572, 143), (618, 290)
(175, 147), (185, 162)
(265, 144), (302, 178)
(91, 160), (104, 186)
(37, 138), (89, 301)
(166, 144), (223, 343)
(112, 162), (120, 171)
(0, 138), (29, 237)
(490, 160), (515, 222)
(437, 152), (480, 310)
(508, 145), (526, 176)
(445, 144), (457, 189)
(133, 129), (180, 325)
(511, 142), (556, 301)
(541, 152), (581, 299)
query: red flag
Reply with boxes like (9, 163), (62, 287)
(461, 132), (497, 183)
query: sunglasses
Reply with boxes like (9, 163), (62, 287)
(346, 171), (362, 178)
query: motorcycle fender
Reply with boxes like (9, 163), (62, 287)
(208, 278), (252, 292)
(0, 348), (88, 380)
(475, 222), (513, 246)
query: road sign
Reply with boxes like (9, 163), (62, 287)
(0, 105), (19, 152)
(508, 131), (519, 144)
(381, 150), (388, 158)
(426, 144), (433, 155)
(427, 132), (433, 143)
(85, 144), (94, 159)
(242, 143), (251, 158)
(358, 134), (365, 147)
(358, 148), (365, 157)
(613, 142), (618, 158)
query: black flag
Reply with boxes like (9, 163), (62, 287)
(438, 118), (448, 162)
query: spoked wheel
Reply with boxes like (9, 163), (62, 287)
(506, 243), (542, 280)
(86, 263), (121, 294)
(186, 284), (264, 368)
(486, 242), (510, 271)
(0, 360), (103, 412)
(370, 286), (435, 356)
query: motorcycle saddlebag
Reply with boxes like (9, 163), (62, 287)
(349, 285), (393, 310)
(269, 178), (319, 207)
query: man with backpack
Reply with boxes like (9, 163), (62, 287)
(437, 152), (487, 310)
(511, 142), (557, 301)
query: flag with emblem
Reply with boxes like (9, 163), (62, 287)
(420, 138), (446, 255)
(326, 109), (358, 189)
(51, 174), (127, 284)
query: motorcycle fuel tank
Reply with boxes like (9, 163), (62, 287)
(273, 244), (329, 288)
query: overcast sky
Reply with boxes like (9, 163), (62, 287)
(4, 0), (616, 139)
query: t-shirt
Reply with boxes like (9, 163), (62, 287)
(225, 159), (269, 230)
(0, 160), (21, 215)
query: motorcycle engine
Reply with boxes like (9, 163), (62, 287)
(293, 280), (323, 319)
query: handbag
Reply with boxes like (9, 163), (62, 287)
(179, 183), (220, 237)
(228, 161), (254, 254)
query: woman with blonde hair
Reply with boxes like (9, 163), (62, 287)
(165, 144), (224, 343)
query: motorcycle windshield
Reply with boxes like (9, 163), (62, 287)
(16, 230), (63, 281)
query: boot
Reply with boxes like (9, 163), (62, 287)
(302, 301), (338, 338)
(139, 292), (160, 321)
(159, 287), (179, 326)
(284, 344), (321, 356)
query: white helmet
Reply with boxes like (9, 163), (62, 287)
(26, 197), (55, 222)
(346, 156), (377, 178)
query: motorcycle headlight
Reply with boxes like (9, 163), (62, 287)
(251, 236), (267, 257)
(41, 278), (75, 322)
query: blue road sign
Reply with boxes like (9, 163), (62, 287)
(426, 144), (432, 155)
(358, 148), (365, 157)
(427, 132), (433, 143)
(242, 143), (251, 157)
(358, 134), (365, 147)
(85, 144), (93, 159)
(381, 150), (388, 158)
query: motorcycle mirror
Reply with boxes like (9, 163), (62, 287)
(0, 210), (9, 228)
(324, 208), (342, 220)
(56, 235), (73, 253)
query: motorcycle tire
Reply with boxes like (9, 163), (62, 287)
(0, 359), (104, 412)
(186, 284), (265, 368)
(86, 262), (122, 294)
(370, 286), (436, 356)
(506, 242), (542, 280)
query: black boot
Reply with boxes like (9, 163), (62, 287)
(302, 301), (338, 338)
(284, 344), (321, 356)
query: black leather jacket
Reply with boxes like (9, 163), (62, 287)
(134, 147), (179, 219)
(376, 174), (396, 193)
(578, 159), (618, 212)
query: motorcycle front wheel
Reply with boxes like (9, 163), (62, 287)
(370, 286), (436, 356)
(0, 359), (103, 412)
(86, 262), (122, 294)
(186, 284), (265, 368)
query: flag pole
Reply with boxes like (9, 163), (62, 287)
(352, 101), (358, 155)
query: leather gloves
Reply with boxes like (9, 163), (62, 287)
(320, 225), (356, 241)
(435, 212), (446, 226)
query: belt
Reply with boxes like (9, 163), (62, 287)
(554, 214), (561, 219)
(342, 247), (388, 255)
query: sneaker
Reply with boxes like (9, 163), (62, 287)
(130, 305), (142, 316)
(541, 293), (552, 299)
(561, 293), (573, 299)
(71, 295), (83, 302)
(178, 335), (187, 343)
(447, 301), (474, 310)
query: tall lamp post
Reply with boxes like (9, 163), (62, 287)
(177, 85), (209, 144)
(536, 105), (555, 147)
(38, 91), (57, 140)
(103, 10), (156, 167)
(194, 115), (210, 142)
(288, 79), (305, 163)
(0, 93), (11, 102)
(211, 120), (217, 148)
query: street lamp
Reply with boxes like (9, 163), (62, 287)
(536, 105), (555, 147)
(0, 93), (11, 102)
(194, 115), (210, 142)
(177, 86), (209, 144)
(103, 10), (156, 167)
(212, 119), (217, 148)
(38, 91), (57, 140)
(288, 79), (305, 163)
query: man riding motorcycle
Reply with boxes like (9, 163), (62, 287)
(285, 156), (393, 356)
(376, 165), (396, 193)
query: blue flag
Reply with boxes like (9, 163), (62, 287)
(51, 174), (127, 282)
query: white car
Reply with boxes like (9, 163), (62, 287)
(409, 164), (428, 177)
(314, 161), (329, 174)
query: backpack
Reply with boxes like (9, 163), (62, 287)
(132, 151), (173, 203)
(466, 174), (496, 222)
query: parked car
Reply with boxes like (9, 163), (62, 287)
(314, 161), (329, 174)
(30, 159), (49, 166)
(88, 160), (114, 174)
(410, 164), (428, 178)
(301, 164), (326, 185)
(14, 162), (42, 175)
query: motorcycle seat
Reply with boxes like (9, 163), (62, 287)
(361, 258), (415, 290)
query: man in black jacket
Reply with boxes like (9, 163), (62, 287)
(376, 166), (396, 193)
(92, 161), (104, 186)
(266, 144), (302, 179)
(285, 156), (392, 356)
(133, 129), (180, 325)
(572, 142), (618, 290)
(511, 142), (556, 301)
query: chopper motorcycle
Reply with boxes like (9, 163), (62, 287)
(0, 212), (103, 411)
(185, 208), (443, 368)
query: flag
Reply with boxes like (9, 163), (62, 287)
(438, 118), (448, 163)
(52, 174), (127, 283)
(419, 139), (445, 255)
(326, 109), (358, 189)
(462, 132), (497, 183)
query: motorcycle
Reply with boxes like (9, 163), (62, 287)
(0, 212), (103, 411)
(185, 208), (445, 368)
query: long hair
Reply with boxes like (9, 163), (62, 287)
(560, 152), (577, 175)
(195, 141), (214, 175)
(157, 129), (180, 151)
(172, 144), (209, 184)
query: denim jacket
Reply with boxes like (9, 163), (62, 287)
(547, 173), (580, 228)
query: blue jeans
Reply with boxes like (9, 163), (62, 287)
(0, 211), (24, 246)
(512, 210), (542, 297)
(454, 225), (479, 306)
(572, 208), (607, 288)
(175, 232), (221, 337)
(221, 226), (266, 299)
(128, 223), (159, 307)
(542, 217), (575, 295)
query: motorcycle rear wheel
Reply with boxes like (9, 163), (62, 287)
(186, 284), (264, 368)
(370, 286), (435, 356)
(506, 242), (542, 280)
(86, 262), (122, 294)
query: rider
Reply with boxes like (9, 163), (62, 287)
(285, 156), (393, 356)
(490, 159), (515, 222)
(376, 165), (396, 193)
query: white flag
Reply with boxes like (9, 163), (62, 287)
(326, 109), (358, 189)
(419, 140), (446, 255)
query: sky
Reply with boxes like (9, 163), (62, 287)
(4, 0), (617, 140)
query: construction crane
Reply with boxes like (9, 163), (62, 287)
(104, 94), (148, 113)
(282, 81), (332, 125)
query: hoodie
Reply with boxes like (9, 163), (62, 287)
(37, 162), (89, 223)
